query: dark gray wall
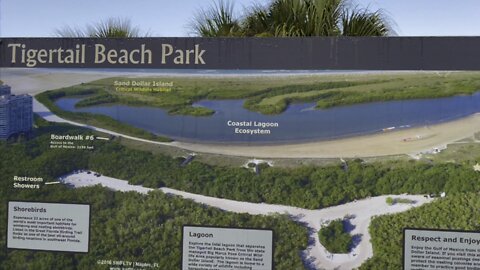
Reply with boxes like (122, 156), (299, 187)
(1, 37), (480, 70)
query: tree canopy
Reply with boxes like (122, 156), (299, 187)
(360, 193), (480, 269)
(0, 119), (308, 269)
(191, 0), (395, 37)
(55, 17), (147, 38)
(318, 219), (353, 253)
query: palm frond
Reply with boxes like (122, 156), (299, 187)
(54, 26), (87, 37)
(190, 0), (242, 37)
(309, 0), (343, 36)
(189, 0), (396, 37)
(242, 3), (271, 37)
(341, 7), (392, 36)
(86, 18), (141, 38)
(55, 17), (146, 38)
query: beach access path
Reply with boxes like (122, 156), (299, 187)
(60, 171), (433, 270)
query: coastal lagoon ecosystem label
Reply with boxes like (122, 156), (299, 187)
(404, 228), (480, 270)
(7, 201), (90, 253)
(227, 120), (280, 136)
(182, 226), (273, 270)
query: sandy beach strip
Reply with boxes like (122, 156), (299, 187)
(0, 68), (160, 95)
(3, 68), (480, 158)
(175, 114), (480, 158)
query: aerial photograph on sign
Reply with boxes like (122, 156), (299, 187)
(2, 67), (480, 269)
(2, 0), (480, 270)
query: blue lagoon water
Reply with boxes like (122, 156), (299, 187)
(56, 93), (480, 143)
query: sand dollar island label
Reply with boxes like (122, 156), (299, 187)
(227, 120), (280, 135)
(113, 79), (174, 93)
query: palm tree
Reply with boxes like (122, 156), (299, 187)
(55, 17), (146, 38)
(190, 0), (242, 37)
(192, 0), (394, 37)
(341, 8), (391, 36)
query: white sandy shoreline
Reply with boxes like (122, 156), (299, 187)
(4, 68), (480, 158)
(174, 113), (480, 158)
(1, 67), (433, 80)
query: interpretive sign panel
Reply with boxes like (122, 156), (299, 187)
(404, 228), (480, 270)
(7, 201), (90, 253)
(182, 225), (274, 270)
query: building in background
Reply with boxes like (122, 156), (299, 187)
(0, 85), (33, 140)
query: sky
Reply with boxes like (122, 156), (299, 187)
(1, 0), (480, 37)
